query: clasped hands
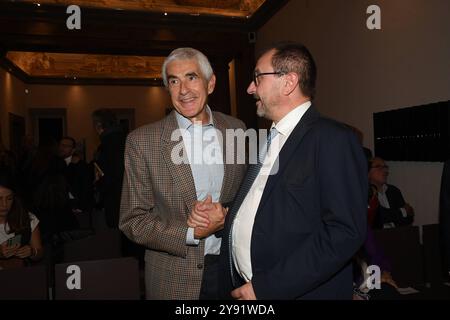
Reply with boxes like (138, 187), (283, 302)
(187, 195), (228, 239)
(0, 243), (33, 259)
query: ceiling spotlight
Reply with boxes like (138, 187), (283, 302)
(25, 89), (29, 94)
(36, 3), (41, 6)
(164, 12), (168, 16)
(73, 76), (77, 80)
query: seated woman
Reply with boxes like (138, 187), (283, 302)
(0, 170), (43, 269)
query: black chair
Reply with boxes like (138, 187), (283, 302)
(373, 226), (425, 288)
(422, 224), (446, 285)
(0, 265), (48, 300)
(54, 257), (140, 300)
(62, 229), (122, 263)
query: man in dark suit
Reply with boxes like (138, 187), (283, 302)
(92, 109), (126, 229)
(439, 159), (450, 278)
(58, 136), (92, 214)
(191, 42), (367, 299)
(368, 157), (414, 229)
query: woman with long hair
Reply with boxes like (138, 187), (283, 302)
(0, 170), (43, 268)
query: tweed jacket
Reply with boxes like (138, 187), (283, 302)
(119, 109), (246, 299)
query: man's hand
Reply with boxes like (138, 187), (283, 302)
(188, 195), (213, 228)
(404, 203), (414, 217)
(0, 243), (20, 259)
(231, 282), (257, 300)
(187, 195), (228, 239)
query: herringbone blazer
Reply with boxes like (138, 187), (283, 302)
(119, 109), (246, 300)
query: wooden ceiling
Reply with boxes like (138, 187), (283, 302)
(20, 0), (266, 18)
(6, 51), (164, 79)
(0, 0), (290, 85)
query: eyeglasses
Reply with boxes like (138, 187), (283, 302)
(253, 71), (285, 86)
(371, 165), (389, 170)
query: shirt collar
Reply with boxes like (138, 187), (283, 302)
(272, 101), (311, 136)
(64, 155), (72, 166)
(175, 105), (214, 130)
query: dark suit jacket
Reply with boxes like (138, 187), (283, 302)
(220, 106), (368, 299)
(64, 160), (93, 212)
(439, 160), (450, 272)
(95, 127), (126, 227)
(374, 184), (413, 229)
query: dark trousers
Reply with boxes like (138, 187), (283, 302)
(199, 254), (220, 300)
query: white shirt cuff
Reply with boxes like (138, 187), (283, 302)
(400, 208), (408, 218)
(186, 227), (200, 246)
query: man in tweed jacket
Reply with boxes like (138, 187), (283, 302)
(119, 48), (246, 299)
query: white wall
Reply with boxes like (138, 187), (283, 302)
(256, 0), (450, 225)
(26, 84), (171, 160)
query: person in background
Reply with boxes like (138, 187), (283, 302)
(92, 109), (126, 229)
(58, 136), (93, 215)
(0, 170), (43, 269)
(368, 157), (414, 229)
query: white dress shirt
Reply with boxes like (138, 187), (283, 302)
(175, 106), (224, 255)
(232, 101), (311, 281)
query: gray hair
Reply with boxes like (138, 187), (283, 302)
(162, 47), (214, 87)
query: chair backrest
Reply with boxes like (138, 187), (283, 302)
(422, 224), (446, 285)
(62, 229), (122, 263)
(0, 265), (48, 300)
(54, 257), (140, 300)
(373, 226), (424, 287)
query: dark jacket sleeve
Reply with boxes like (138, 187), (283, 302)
(378, 185), (413, 227)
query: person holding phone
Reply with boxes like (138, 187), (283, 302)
(0, 170), (43, 269)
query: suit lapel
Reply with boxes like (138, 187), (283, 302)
(213, 112), (235, 203)
(161, 111), (197, 213)
(257, 106), (320, 212)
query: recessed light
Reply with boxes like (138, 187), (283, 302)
(36, 3), (41, 7)
(164, 12), (168, 16)
(25, 89), (29, 94)
(73, 76), (77, 80)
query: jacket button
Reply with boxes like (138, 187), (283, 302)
(197, 263), (203, 269)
